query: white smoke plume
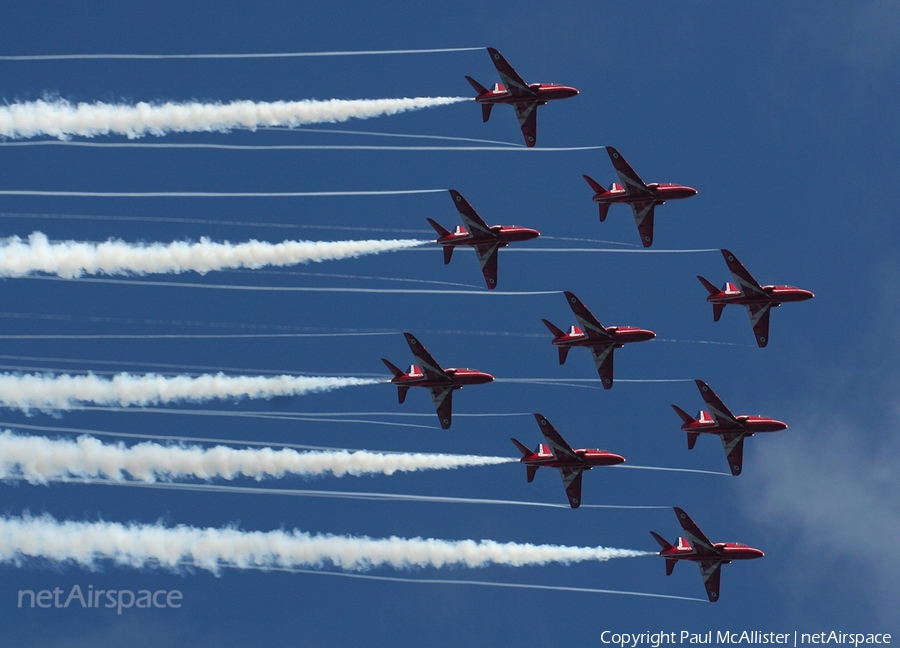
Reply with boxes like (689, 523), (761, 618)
(0, 372), (377, 411)
(0, 97), (470, 140)
(0, 514), (651, 573)
(0, 431), (514, 483)
(0, 232), (427, 278)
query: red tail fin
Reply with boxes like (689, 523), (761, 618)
(671, 404), (696, 425)
(582, 174), (606, 194)
(697, 275), (719, 295)
(650, 531), (674, 551)
(541, 318), (564, 337)
(510, 438), (532, 458)
(381, 358), (404, 378)
(426, 218), (450, 238)
(465, 75), (489, 95)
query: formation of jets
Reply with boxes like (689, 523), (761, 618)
(511, 413), (625, 508)
(652, 507), (764, 602)
(374, 47), (815, 601)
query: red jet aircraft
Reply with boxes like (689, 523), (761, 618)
(511, 413), (625, 508)
(651, 507), (764, 602)
(672, 380), (788, 476)
(381, 332), (493, 429)
(465, 47), (579, 147)
(542, 291), (656, 389)
(698, 249), (815, 347)
(427, 190), (540, 290)
(583, 146), (698, 247)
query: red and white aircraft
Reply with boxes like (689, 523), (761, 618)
(541, 291), (656, 389)
(698, 249), (815, 347)
(651, 507), (764, 602)
(427, 190), (540, 289)
(465, 47), (579, 147)
(583, 146), (698, 247)
(672, 380), (788, 476)
(381, 332), (493, 429)
(511, 413), (625, 508)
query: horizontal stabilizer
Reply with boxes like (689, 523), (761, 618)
(713, 303), (724, 322)
(671, 404), (696, 425)
(665, 558), (676, 576)
(697, 275), (719, 296)
(582, 174), (606, 194)
(526, 465), (538, 483)
(650, 530), (674, 551)
(541, 318), (565, 337)
(481, 104), (493, 123)
(557, 346), (570, 365)
(381, 358), (404, 378)
(397, 385), (409, 404)
(465, 75), (489, 96)
(687, 432), (699, 450)
(443, 246), (454, 265)
(426, 217), (451, 238)
(510, 437), (532, 458)
(599, 203), (610, 222)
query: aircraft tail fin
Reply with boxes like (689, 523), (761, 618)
(397, 385), (409, 404)
(426, 218), (451, 238)
(481, 104), (493, 123)
(665, 558), (676, 576)
(697, 275), (719, 295)
(650, 530), (674, 551)
(599, 203), (610, 222)
(557, 346), (570, 365)
(541, 318), (565, 337)
(671, 404), (696, 424)
(582, 174), (606, 194)
(526, 465), (538, 483)
(442, 246), (454, 265)
(465, 75), (489, 96)
(687, 432), (699, 450)
(510, 437), (532, 458)
(381, 358), (404, 378)
(712, 303), (724, 322)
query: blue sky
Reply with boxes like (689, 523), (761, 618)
(1, 1), (899, 646)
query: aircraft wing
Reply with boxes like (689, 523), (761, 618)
(629, 201), (657, 248)
(448, 190), (495, 238)
(558, 466), (585, 508)
(589, 343), (616, 389)
(533, 413), (579, 462)
(720, 432), (746, 476)
(429, 385), (454, 430)
(745, 303), (772, 347)
(563, 291), (611, 340)
(607, 146), (653, 196)
(721, 249), (767, 298)
(673, 507), (720, 556)
(487, 47), (534, 98)
(513, 101), (538, 147)
(403, 333), (450, 381)
(697, 560), (724, 602)
(694, 380), (740, 428)
(474, 243), (501, 289)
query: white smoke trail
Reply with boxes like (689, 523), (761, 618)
(0, 141), (604, 152)
(0, 431), (514, 483)
(0, 232), (427, 278)
(0, 514), (651, 572)
(0, 189), (445, 198)
(5, 475), (672, 510)
(0, 372), (377, 411)
(0, 97), (470, 140)
(0, 47), (484, 61)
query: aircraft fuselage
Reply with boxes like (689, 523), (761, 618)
(519, 445), (626, 470)
(550, 325), (656, 349)
(434, 225), (540, 248)
(680, 414), (788, 435)
(660, 541), (765, 563)
(389, 367), (494, 389)
(592, 183), (698, 204)
(474, 83), (579, 106)
(707, 285), (815, 307)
